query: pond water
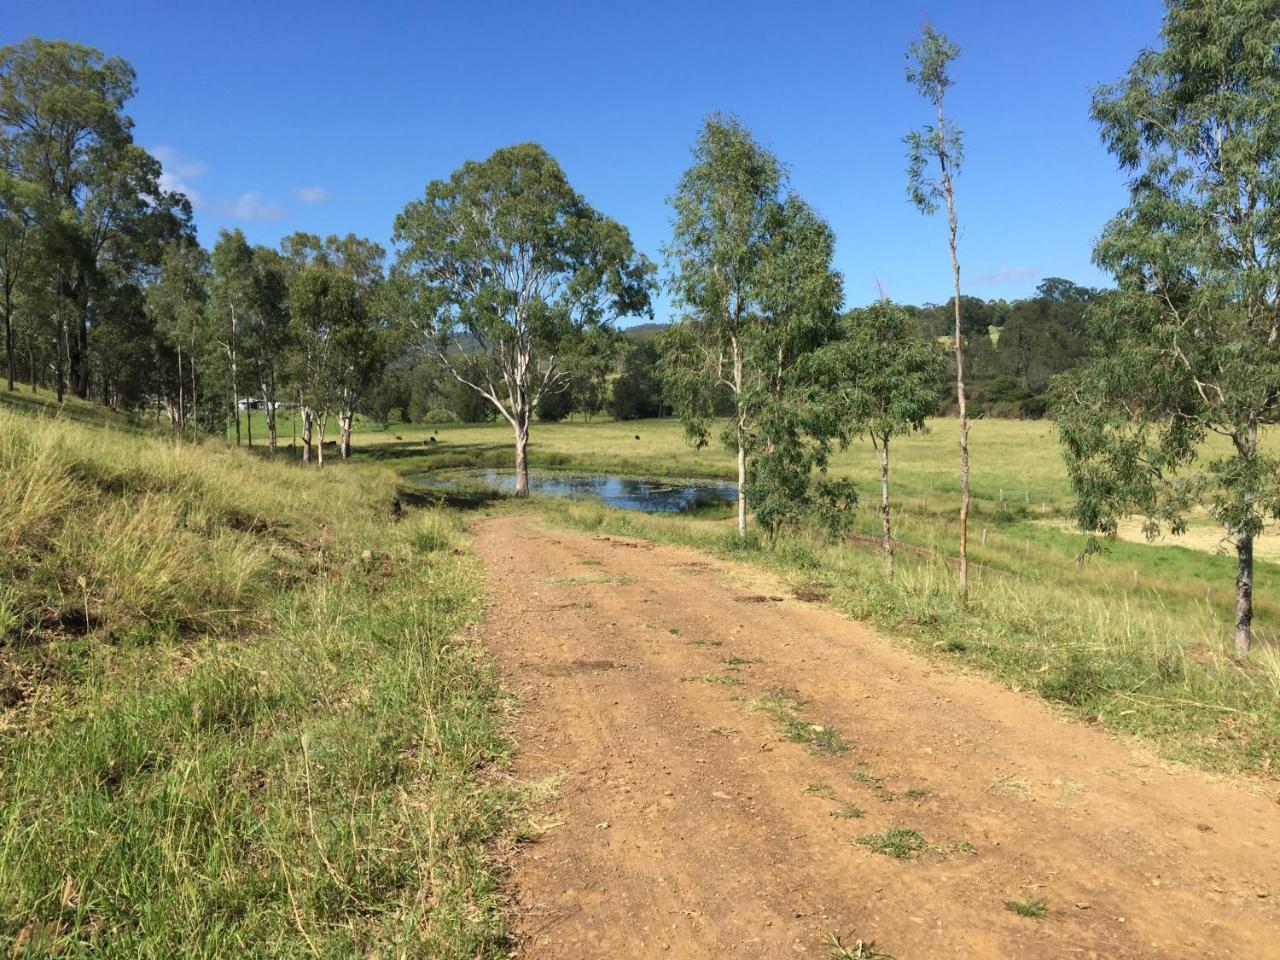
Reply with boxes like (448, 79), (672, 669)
(417, 468), (738, 514)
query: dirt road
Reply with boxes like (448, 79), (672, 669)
(471, 515), (1279, 959)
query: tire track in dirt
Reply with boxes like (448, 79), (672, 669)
(471, 515), (1279, 959)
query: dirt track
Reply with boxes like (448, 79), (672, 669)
(471, 515), (1279, 959)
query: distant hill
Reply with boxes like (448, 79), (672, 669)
(621, 322), (669, 343)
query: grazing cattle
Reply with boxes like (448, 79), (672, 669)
(428, 437), (438, 444)
(394, 435), (402, 441)
(635, 435), (640, 440)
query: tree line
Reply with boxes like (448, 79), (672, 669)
(4, 0), (1277, 653)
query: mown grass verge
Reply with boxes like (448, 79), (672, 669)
(541, 500), (1280, 780)
(0, 405), (512, 958)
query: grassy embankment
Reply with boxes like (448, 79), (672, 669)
(356, 415), (1280, 779)
(0, 390), (512, 957)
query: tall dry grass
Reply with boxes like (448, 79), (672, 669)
(0, 403), (513, 957)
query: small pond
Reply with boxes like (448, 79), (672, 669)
(417, 468), (737, 514)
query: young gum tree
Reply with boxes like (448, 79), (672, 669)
(664, 115), (836, 537)
(210, 229), (254, 445)
(282, 232), (387, 462)
(391, 143), (652, 495)
(145, 240), (209, 430)
(906, 24), (971, 599)
(249, 247), (290, 454)
(288, 261), (353, 468)
(322, 236), (386, 459)
(0, 158), (40, 392)
(806, 302), (945, 577)
(1053, 0), (1280, 655)
(745, 194), (847, 541)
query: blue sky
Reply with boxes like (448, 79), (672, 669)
(9, 0), (1164, 320)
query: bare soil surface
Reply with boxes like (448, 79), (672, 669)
(470, 515), (1280, 959)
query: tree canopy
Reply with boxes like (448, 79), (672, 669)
(1054, 0), (1280, 653)
(392, 142), (653, 493)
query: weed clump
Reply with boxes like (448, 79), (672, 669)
(1006, 897), (1049, 919)
(751, 688), (849, 755)
(856, 828), (930, 859)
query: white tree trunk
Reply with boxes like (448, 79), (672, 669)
(176, 345), (185, 431)
(942, 145), (969, 602)
(877, 437), (893, 579)
(1235, 531), (1253, 655)
(514, 408), (530, 497)
(339, 410), (352, 459)
(301, 407), (313, 464)
(263, 378), (277, 455)
(733, 338), (746, 538)
(736, 439), (746, 537)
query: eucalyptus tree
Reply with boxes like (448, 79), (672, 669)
(145, 240), (210, 430)
(287, 259), (357, 467)
(0, 138), (42, 392)
(246, 247), (291, 453)
(664, 115), (842, 537)
(392, 143), (652, 495)
(0, 39), (188, 401)
(807, 302), (945, 577)
(210, 230), (255, 445)
(905, 24), (971, 598)
(282, 232), (387, 458)
(1054, 0), (1280, 654)
(80, 144), (191, 399)
(743, 194), (846, 541)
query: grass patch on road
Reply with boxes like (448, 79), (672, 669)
(1006, 897), (1049, 919)
(855, 828), (931, 859)
(751, 689), (850, 755)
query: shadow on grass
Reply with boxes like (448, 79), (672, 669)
(0, 388), (154, 433)
(397, 486), (508, 512)
(353, 441), (516, 470)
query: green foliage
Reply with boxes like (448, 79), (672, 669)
(281, 232), (388, 454)
(662, 115), (844, 537)
(661, 114), (787, 451)
(998, 279), (1094, 393)
(1054, 0), (1280, 650)
(0, 38), (192, 403)
(610, 340), (664, 420)
(535, 385), (574, 422)
(391, 143), (652, 441)
(904, 24), (962, 216)
(144, 241), (212, 430)
(986, 375), (1032, 404)
(808, 302), (945, 450)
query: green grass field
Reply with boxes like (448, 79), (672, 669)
(4, 389), (1274, 958)
(0, 384), (1274, 957)
(0, 391), (514, 957)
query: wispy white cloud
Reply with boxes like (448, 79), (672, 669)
(222, 191), (285, 222)
(150, 145), (207, 206)
(969, 265), (1038, 287)
(294, 185), (327, 205)
(151, 146), (289, 222)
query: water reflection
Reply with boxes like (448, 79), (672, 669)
(417, 468), (737, 514)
